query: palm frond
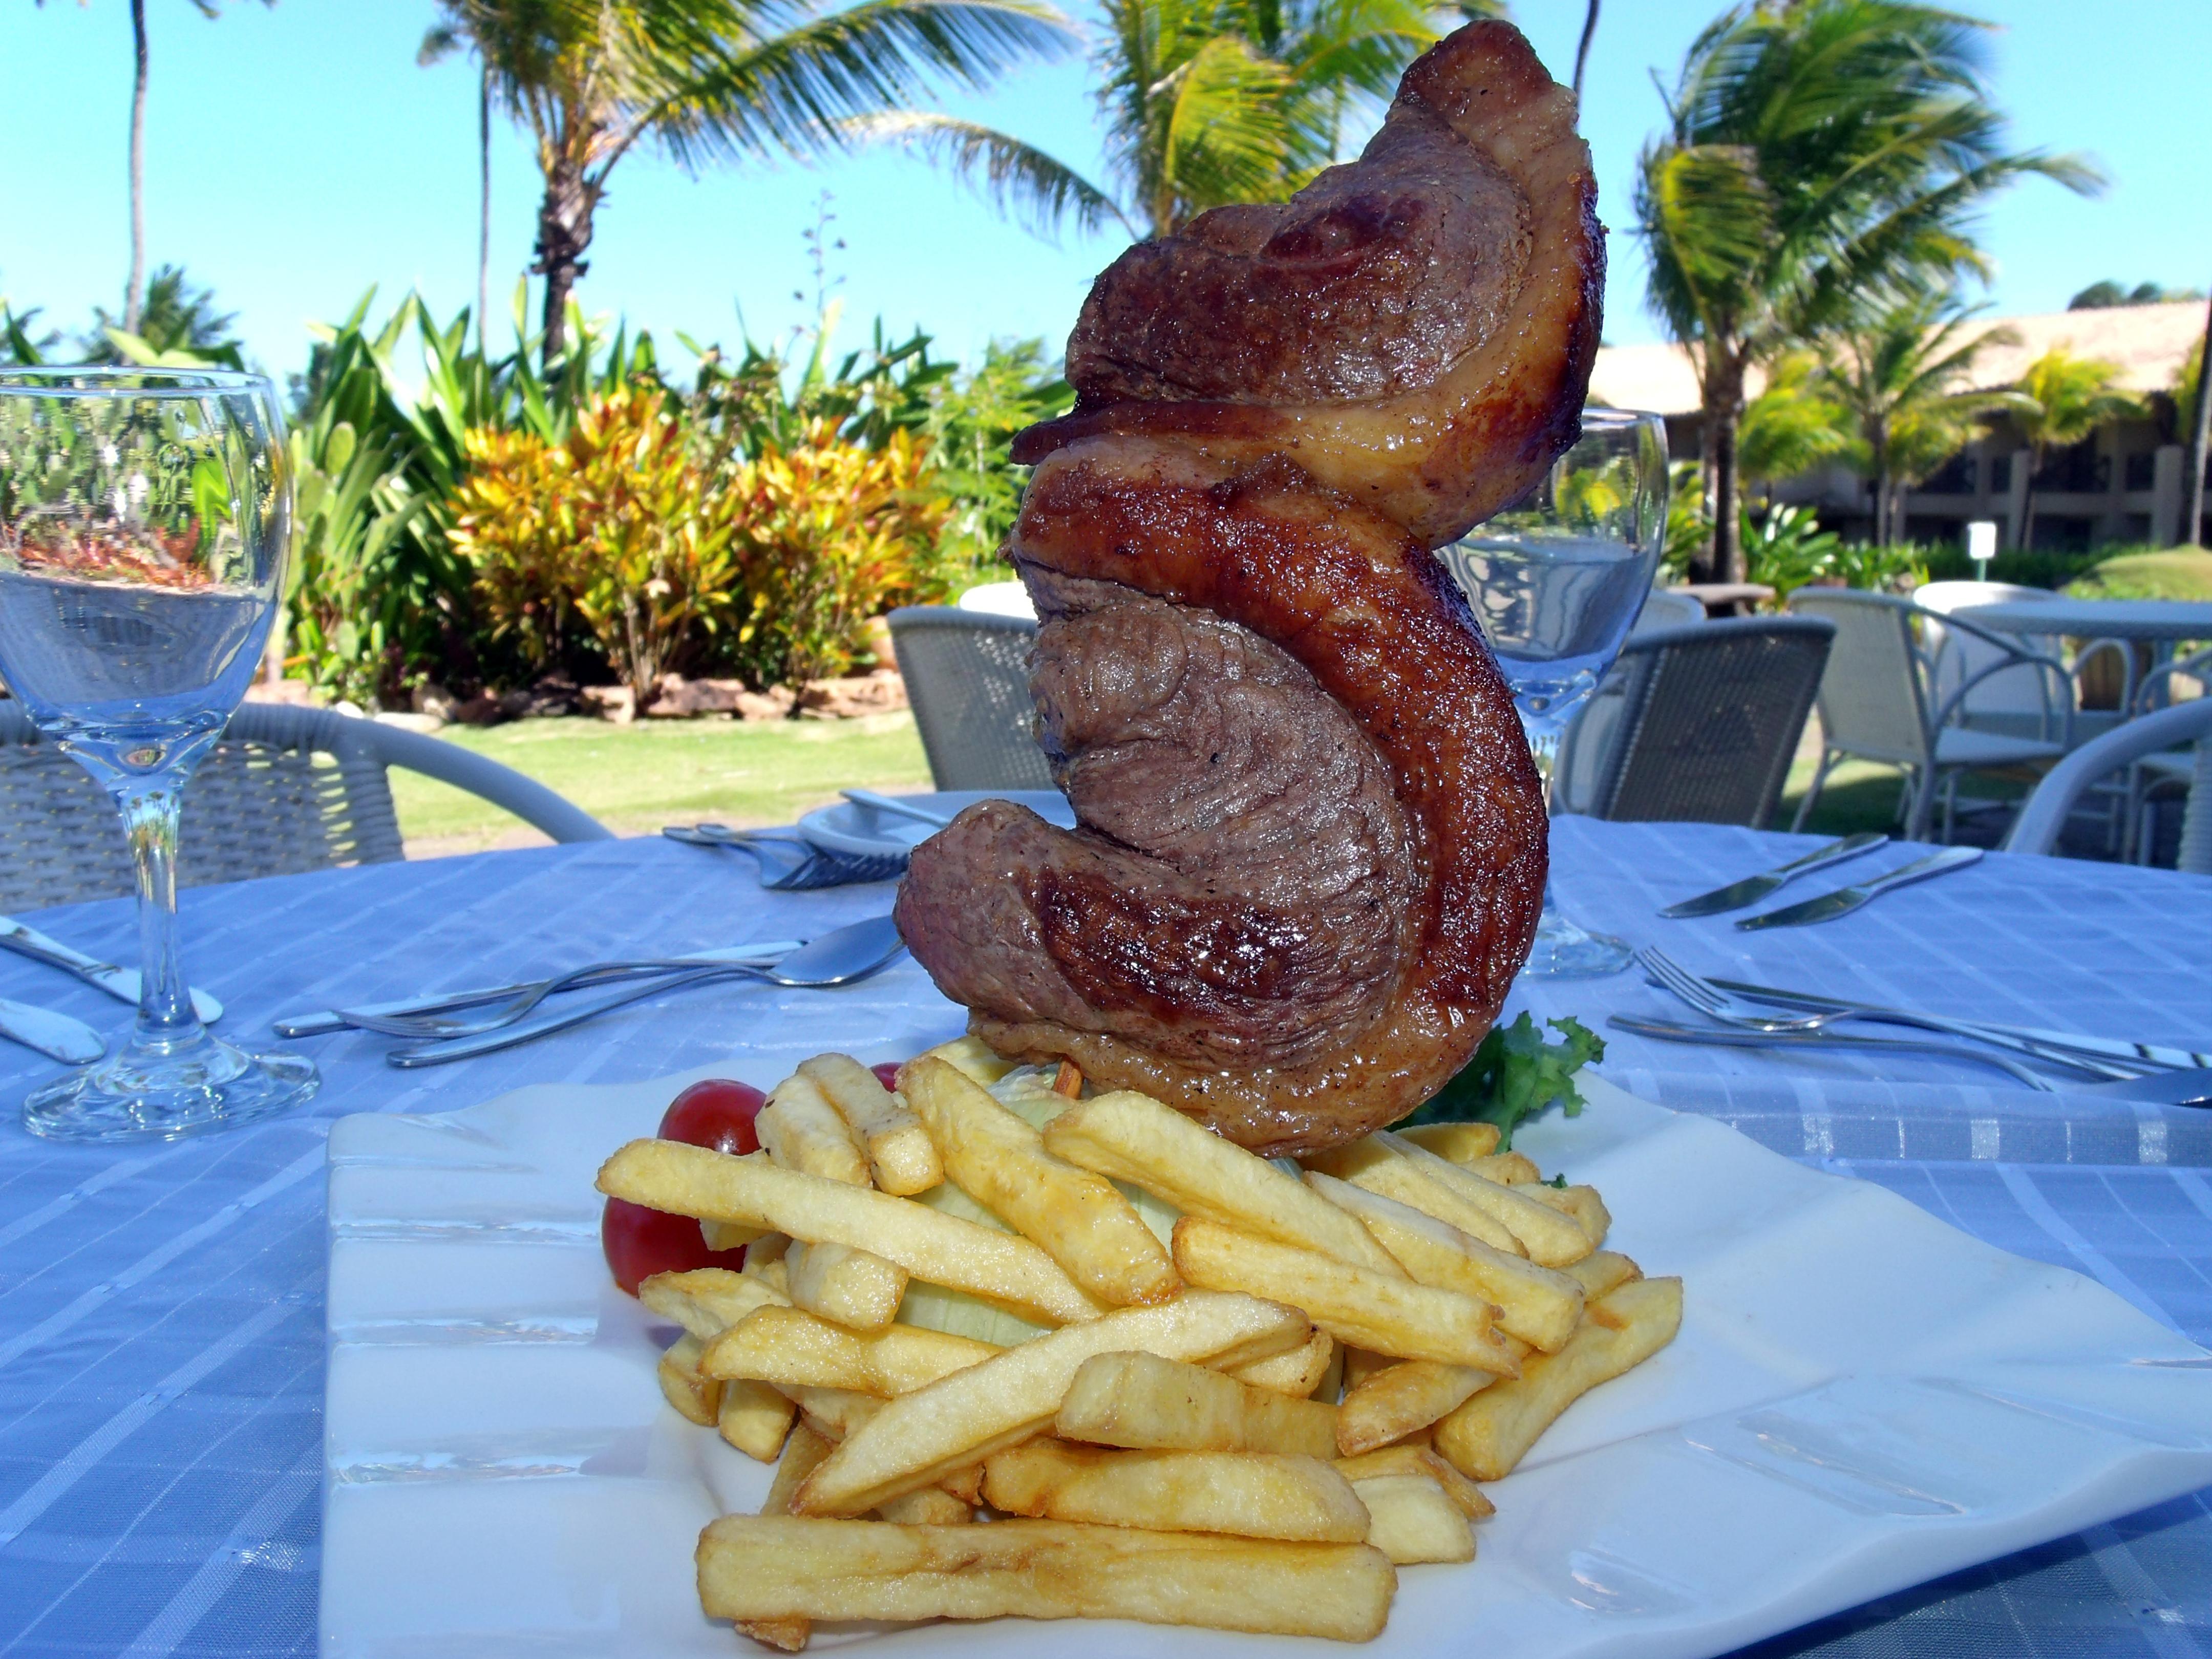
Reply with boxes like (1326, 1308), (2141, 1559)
(848, 111), (1133, 239)
(1157, 34), (1294, 227)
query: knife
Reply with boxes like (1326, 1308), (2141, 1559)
(0, 996), (105, 1064)
(1658, 832), (1889, 919)
(0, 916), (223, 1024)
(1709, 979), (2212, 1073)
(2081, 1068), (2212, 1107)
(1735, 845), (1984, 930)
(271, 941), (803, 1038)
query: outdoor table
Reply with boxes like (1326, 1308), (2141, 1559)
(1955, 599), (2212, 645)
(0, 815), (2204, 1656)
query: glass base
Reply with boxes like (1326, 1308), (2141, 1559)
(1520, 897), (1634, 980)
(24, 1028), (318, 1143)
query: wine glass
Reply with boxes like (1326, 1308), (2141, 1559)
(1436, 408), (1669, 977)
(0, 367), (318, 1140)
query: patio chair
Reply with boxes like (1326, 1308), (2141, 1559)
(1553, 617), (1834, 827)
(1914, 580), (2133, 741)
(1631, 587), (1708, 635)
(2004, 697), (2212, 876)
(0, 702), (611, 912)
(1785, 588), (2070, 842)
(1550, 587), (1709, 811)
(885, 607), (1056, 792)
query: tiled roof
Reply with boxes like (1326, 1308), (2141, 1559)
(1588, 300), (2207, 417)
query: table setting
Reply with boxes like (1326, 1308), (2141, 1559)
(3, 77), (2211, 1659)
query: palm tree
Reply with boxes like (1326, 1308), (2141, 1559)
(1633, 0), (2099, 584)
(865, 0), (1485, 243)
(1818, 294), (2024, 545)
(420, 0), (1082, 369)
(1737, 349), (1852, 507)
(36, 1), (273, 333)
(2013, 346), (2136, 553)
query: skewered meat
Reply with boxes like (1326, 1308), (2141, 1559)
(894, 21), (1598, 1154)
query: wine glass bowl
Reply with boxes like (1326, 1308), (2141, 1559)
(1437, 408), (1668, 977)
(0, 367), (317, 1141)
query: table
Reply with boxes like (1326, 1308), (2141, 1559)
(1673, 581), (1776, 618)
(0, 818), (2205, 1656)
(1956, 599), (2212, 644)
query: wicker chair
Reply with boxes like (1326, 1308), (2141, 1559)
(1786, 588), (2070, 842)
(0, 703), (610, 911)
(886, 607), (1055, 791)
(1554, 617), (1834, 828)
(2005, 698), (2212, 876)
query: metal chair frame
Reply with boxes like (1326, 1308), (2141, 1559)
(0, 702), (609, 911)
(2004, 697), (2212, 876)
(1786, 589), (2073, 843)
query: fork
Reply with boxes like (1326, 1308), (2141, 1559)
(1636, 949), (2146, 1081)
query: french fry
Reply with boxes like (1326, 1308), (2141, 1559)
(791, 1292), (1311, 1516)
(781, 1384), (883, 1443)
(1225, 1329), (1336, 1397)
(1369, 1133), (1592, 1266)
(1041, 1091), (1408, 1278)
(1051, 1060), (1083, 1098)
(639, 1267), (789, 1337)
(875, 1487), (972, 1525)
(702, 1219), (767, 1252)
(596, 1140), (1105, 1325)
(1393, 1122), (1501, 1163)
(799, 1053), (943, 1196)
(1341, 1347), (1393, 1392)
(1332, 1445), (1493, 1520)
(657, 1334), (722, 1426)
(759, 1075), (873, 1186)
(1525, 1183), (1611, 1246)
(1433, 1277), (1683, 1481)
(783, 1241), (909, 1331)
(735, 1423), (835, 1652)
(1562, 1249), (1641, 1300)
(1308, 1139), (1524, 1254)
(720, 1379), (798, 1462)
(1459, 1151), (1543, 1185)
(695, 1516), (1396, 1643)
(983, 1441), (1370, 1542)
(1349, 1474), (1475, 1564)
(704, 1305), (998, 1397)
(923, 1034), (1018, 1086)
(1172, 1218), (1520, 1372)
(1305, 1171), (1583, 1352)
(1055, 1351), (1338, 1458)
(939, 1462), (985, 1505)
(1336, 1360), (1493, 1456)
(901, 1056), (1180, 1307)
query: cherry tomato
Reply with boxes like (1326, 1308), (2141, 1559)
(602, 1078), (769, 1296)
(871, 1060), (904, 1092)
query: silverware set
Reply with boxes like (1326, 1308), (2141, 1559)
(1660, 834), (1982, 928)
(0, 912), (229, 1064)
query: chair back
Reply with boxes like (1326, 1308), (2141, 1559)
(886, 607), (1055, 791)
(1914, 580), (2065, 727)
(1629, 587), (1706, 636)
(2004, 697), (2212, 873)
(1577, 617), (1834, 828)
(0, 701), (406, 911)
(1787, 588), (1932, 767)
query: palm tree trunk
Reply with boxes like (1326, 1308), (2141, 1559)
(477, 63), (492, 354)
(2019, 449), (2040, 556)
(2186, 289), (2211, 547)
(124, 0), (149, 334)
(1704, 350), (1748, 585)
(533, 160), (593, 370)
(1572, 0), (1600, 99)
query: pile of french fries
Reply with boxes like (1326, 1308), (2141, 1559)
(598, 1039), (1682, 1647)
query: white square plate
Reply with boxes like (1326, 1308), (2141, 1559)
(322, 1063), (2212, 1658)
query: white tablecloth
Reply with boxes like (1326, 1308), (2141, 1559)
(0, 816), (2205, 1657)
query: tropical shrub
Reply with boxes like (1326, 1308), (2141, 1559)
(726, 420), (952, 689)
(448, 387), (748, 701)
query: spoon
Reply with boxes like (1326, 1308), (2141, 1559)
(386, 914), (908, 1068)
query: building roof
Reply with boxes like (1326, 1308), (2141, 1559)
(1588, 299), (2207, 418)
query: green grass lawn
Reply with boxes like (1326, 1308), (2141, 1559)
(391, 712), (933, 855)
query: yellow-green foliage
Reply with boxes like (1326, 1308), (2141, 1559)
(448, 391), (951, 699)
(726, 418), (950, 690)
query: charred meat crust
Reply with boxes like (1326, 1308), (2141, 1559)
(894, 441), (1548, 1156)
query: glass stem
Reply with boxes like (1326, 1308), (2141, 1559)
(111, 774), (200, 1045)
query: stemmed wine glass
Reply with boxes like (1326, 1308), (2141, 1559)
(0, 367), (318, 1140)
(1437, 408), (1669, 977)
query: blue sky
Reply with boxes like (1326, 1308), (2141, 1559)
(2, 1), (2205, 386)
